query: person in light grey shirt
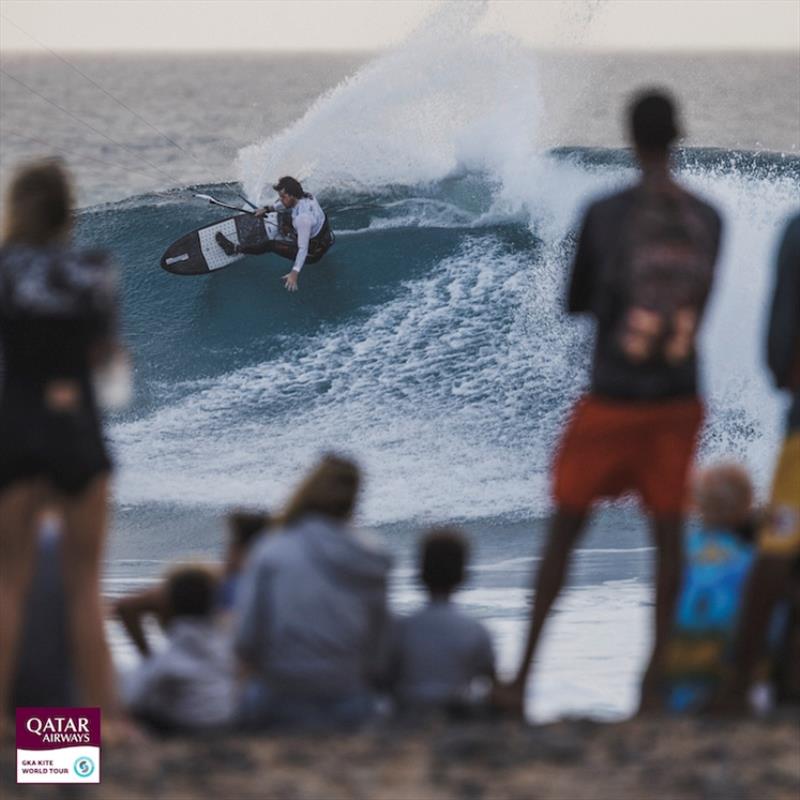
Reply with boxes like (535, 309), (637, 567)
(234, 455), (392, 730)
(125, 564), (236, 732)
(383, 528), (495, 711)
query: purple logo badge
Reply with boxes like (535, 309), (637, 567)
(16, 708), (100, 784)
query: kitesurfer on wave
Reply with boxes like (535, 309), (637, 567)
(215, 176), (333, 292)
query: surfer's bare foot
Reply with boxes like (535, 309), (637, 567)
(215, 232), (237, 256)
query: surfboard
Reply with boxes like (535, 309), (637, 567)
(160, 212), (273, 275)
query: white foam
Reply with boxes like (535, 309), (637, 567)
(113, 236), (555, 523)
(115, 155), (796, 520)
(113, 4), (798, 522)
(237, 4), (542, 201)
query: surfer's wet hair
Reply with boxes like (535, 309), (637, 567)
(2, 158), (73, 246)
(273, 176), (306, 199)
(420, 528), (468, 595)
(629, 89), (680, 152)
(281, 454), (360, 525)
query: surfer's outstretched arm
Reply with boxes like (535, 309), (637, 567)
(281, 214), (313, 292)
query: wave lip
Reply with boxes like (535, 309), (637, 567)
(90, 139), (800, 525)
(237, 3), (543, 201)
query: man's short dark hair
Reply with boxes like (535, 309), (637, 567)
(273, 176), (305, 199)
(165, 565), (217, 619)
(628, 89), (680, 152)
(420, 527), (468, 595)
(228, 510), (270, 551)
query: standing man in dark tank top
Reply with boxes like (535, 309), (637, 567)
(496, 90), (723, 715)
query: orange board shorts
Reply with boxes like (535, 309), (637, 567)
(553, 394), (704, 517)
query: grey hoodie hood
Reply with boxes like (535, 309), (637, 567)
(234, 514), (392, 696)
(300, 515), (392, 589)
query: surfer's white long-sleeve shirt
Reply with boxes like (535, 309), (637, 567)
(274, 195), (326, 273)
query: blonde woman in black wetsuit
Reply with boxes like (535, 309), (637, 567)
(0, 161), (121, 733)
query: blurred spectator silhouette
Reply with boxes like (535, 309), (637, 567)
(724, 211), (800, 710)
(10, 511), (74, 709)
(0, 160), (123, 726)
(664, 464), (756, 712)
(234, 455), (391, 730)
(114, 509), (270, 657)
(496, 89), (723, 715)
(124, 564), (236, 733)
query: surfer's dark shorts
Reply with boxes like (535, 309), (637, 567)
(552, 394), (703, 516)
(0, 386), (113, 496)
(269, 217), (335, 265)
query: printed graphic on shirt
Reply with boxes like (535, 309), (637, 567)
(615, 191), (716, 367)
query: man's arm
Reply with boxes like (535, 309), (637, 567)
(767, 215), (800, 389)
(282, 213), (313, 291)
(254, 199), (282, 218)
(113, 585), (166, 657)
(566, 206), (596, 314)
(291, 214), (313, 273)
(699, 208), (724, 311)
(722, 555), (794, 707)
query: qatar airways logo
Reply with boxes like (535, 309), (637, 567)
(17, 708), (101, 784)
(25, 716), (91, 744)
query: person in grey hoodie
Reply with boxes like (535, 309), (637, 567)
(125, 564), (236, 732)
(234, 455), (392, 730)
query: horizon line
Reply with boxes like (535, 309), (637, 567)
(2, 45), (798, 56)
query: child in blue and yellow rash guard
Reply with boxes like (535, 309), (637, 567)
(665, 464), (756, 712)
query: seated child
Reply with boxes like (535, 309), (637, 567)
(665, 463), (756, 712)
(383, 528), (495, 711)
(114, 509), (269, 656)
(124, 564), (236, 732)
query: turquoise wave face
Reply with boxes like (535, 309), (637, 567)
(79, 147), (800, 523)
(77, 170), (538, 410)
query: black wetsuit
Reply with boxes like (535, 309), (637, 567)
(0, 245), (117, 494)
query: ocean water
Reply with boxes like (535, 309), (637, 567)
(2, 8), (799, 721)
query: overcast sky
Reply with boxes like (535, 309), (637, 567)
(1, 0), (798, 52)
